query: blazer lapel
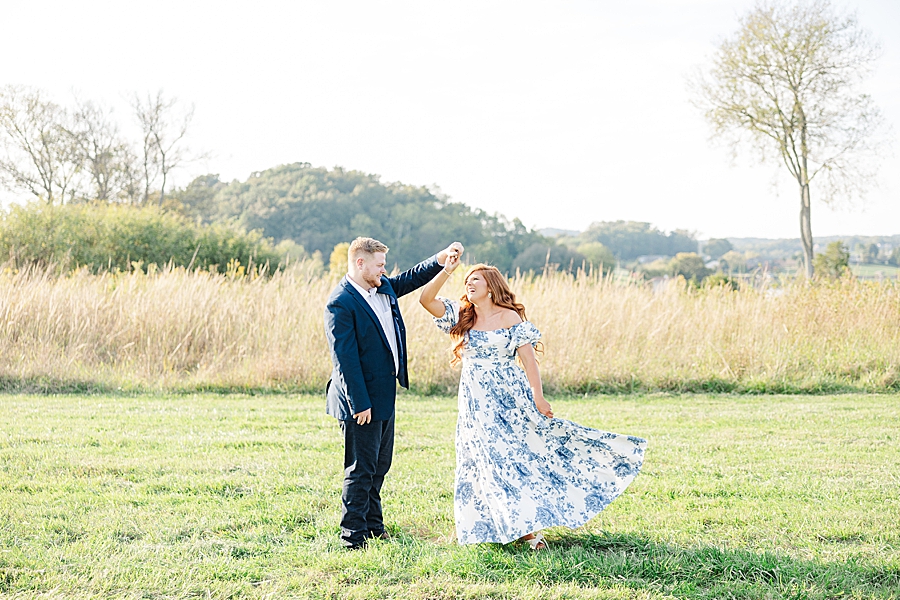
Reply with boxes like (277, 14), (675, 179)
(381, 287), (405, 365)
(342, 277), (391, 350)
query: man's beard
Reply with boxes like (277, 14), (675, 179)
(364, 273), (382, 289)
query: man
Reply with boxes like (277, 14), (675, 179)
(324, 237), (464, 549)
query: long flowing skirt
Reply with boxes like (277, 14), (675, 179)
(454, 358), (647, 544)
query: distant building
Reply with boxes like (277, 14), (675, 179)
(539, 228), (580, 238)
(636, 254), (669, 264)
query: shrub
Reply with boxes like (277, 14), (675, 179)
(576, 242), (616, 273)
(669, 252), (710, 282)
(637, 257), (672, 279)
(813, 241), (850, 279)
(329, 242), (350, 273)
(0, 202), (285, 273)
(704, 238), (733, 259)
(704, 273), (739, 290)
(719, 250), (748, 273)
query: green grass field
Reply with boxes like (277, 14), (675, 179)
(851, 264), (900, 279)
(1, 392), (898, 599)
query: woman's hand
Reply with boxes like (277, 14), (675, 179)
(534, 394), (554, 419)
(437, 242), (465, 267)
(444, 251), (460, 273)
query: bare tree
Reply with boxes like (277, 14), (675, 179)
(132, 91), (194, 205)
(67, 96), (137, 202)
(692, 0), (887, 278)
(0, 85), (81, 204)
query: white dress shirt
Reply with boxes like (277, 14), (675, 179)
(348, 277), (400, 374)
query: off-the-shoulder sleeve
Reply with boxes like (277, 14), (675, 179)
(433, 297), (460, 334)
(510, 320), (541, 348)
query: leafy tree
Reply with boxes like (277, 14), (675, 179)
(172, 174), (227, 221)
(891, 247), (900, 267)
(329, 242), (350, 273)
(669, 252), (710, 282)
(574, 221), (696, 260)
(719, 250), (748, 273)
(512, 243), (585, 275)
(813, 241), (850, 279)
(704, 238), (733, 259)
(273, 239), (308, 266)
(576, 241), (616, 272)
(637, 257), (672, 279)
(693, 0), (885, 278)
(862, 242), (879, 264)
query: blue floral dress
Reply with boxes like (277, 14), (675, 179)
(434, 298), (648, 545)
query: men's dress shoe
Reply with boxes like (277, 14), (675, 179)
(368, 531), (390, 540)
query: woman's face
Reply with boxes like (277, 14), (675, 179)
(465, 271), (490, 304)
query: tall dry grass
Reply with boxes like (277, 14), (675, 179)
(1, 264), (899, 394)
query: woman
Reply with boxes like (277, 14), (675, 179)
(420, 257), (647, 550)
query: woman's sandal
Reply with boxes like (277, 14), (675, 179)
(525, 531), (548, 551)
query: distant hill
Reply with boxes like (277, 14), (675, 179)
(171, 163), (548, 272)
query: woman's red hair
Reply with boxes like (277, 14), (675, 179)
(448, 264), (528, 366)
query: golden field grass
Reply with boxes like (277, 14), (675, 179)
(0, 263), (899, 394)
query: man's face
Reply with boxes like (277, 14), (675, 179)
(357, 252), (387, 288)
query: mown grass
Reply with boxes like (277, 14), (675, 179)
(852, 264), (900, 279)
(0, 392), (897, 598)
(3, 265), (900, 395)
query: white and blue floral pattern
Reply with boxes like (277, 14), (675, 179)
(434, 297), (647, 545)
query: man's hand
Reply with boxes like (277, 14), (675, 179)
(353, 408), (372, 425)
(438, 242), (465, 266)
(444, 251), (461, 274)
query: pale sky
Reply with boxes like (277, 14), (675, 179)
(3, 0), (898, 239)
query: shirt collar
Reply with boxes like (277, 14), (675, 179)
(347, 276), (377, 299)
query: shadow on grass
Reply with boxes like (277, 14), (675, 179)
(450, 531), (900, 599)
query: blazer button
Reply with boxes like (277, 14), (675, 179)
(391, 370), (396, 376)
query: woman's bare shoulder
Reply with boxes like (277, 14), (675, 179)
(499, 308), (523, 328)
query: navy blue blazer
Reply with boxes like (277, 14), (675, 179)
(324, 255), (443, 421)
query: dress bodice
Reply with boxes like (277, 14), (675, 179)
(433, 298), (541, 363)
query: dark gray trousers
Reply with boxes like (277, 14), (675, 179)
(339, 414), (395, 548)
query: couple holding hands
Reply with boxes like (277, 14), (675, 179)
(324, 238), (647, 551)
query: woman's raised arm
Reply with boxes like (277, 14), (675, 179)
(419, 253), (460, 317)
